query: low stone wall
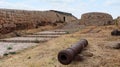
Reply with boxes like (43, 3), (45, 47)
(0, 9), (77, 34)
(80, 12), (114, 26)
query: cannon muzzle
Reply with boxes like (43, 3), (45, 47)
(58, 39), (88, 65)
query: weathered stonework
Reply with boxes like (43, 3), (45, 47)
(116, 17), (120, 25)
(0, 9), (77, 34)
(80, 12), (113, 26)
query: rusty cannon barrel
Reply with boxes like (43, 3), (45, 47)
(58, 39), (88, 65)
(111, 29), (120, 36)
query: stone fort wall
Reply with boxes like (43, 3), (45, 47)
(0, 9), (77, 34)
(80, 12), (113, 26)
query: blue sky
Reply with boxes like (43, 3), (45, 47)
(0, 0), (120, 19)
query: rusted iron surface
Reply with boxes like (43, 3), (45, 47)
(58, 39), (88, 65)
(111, 29), (120, 36)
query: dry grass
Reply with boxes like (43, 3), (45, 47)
(0, 25), (120, 67)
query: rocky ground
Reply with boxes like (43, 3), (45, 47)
(0, 22), (120, 67)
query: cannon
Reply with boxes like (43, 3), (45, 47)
(58, 39), (88, 65)
(111, 29), (120, 36)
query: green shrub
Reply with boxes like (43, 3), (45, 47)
(7, 47), (12, 50)
(3, 53), (9, 56)
(34, 38), (40, 43)
(9, 52), (16, 55)
(66, 31), (70, 34)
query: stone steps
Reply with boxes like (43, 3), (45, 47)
(0, 37), (51, 43)
(34, 31), (67, 35)
(0, 30), (68, 57)
(23, 35), (61, 38)
(53, 30), (68, 32)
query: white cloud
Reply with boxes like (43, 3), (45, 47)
(0, 0), (37, 10)
(105, 0), (120, 6)
(40, 0), (75, 3)
(89, 0), (97, 2)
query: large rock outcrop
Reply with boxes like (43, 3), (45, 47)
(80, 12), (113, 26)
(0, 9), (77, 34)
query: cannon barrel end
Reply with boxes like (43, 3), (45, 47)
(81, 39), (88, 47)
(58, 49), (75, 65)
